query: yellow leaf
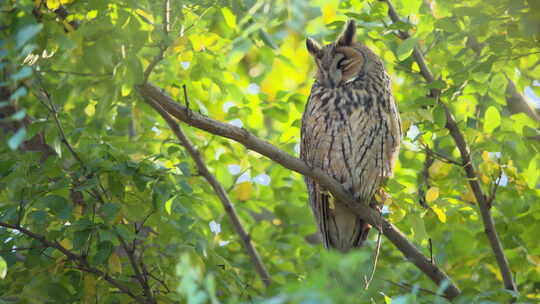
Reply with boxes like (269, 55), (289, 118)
(121, 84), (131, 96)
(322, 4), (337, 24)
(485, 263), (503, 282)
(170, 36), (188, 54)
(236, 182), (252, 201)
(165, 195), (175, 215)
(482, 151), (490, 162)
(84, 100), (96, 116)
(73, 205), (82, 219)
(429, 160), (451, 179)
(221, 8), (236, 29)
(481, 174), (490, 184)
(425, 187), (439, 203)
(60, 239), (72, 250)
(462, 186), (477, 203)
(432, 206), (446, 223)
(108, 253), (122, 274)
(83, 274), (97, 303)
(135, 9), (154, 24)
(47, 0), (60, 10)
(62, 20), (75, 33)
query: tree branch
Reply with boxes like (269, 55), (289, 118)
(141, 86), (272, 288)
(0, 222), (148, 304)
(116, 230), (156, 303)
(381, 0), (517, 293)
(136, 83), (460, 299)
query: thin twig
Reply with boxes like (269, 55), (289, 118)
(364, 227), (382, 289)
(163, 0), (170, 35)
(141, 88), (272, 288)
(143, 0), (171, 83)
(429, 238), (433, 264)
(381, 0), (517, 294)
(382, 278), (440, 297)
(41, 69), (112, 77)
(115, 230), (156, 303)
(136, 82), (460, 299)
(33, 82), (109, 202)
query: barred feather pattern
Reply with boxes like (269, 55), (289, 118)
(301, 28), (401, 252)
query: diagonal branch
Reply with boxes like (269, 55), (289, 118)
(136, 83), (460, 299)
(381, 0), (517, 293)
(141, 87), (272, 288)
(0, 222), (148, 304)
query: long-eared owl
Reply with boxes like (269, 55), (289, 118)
(300, 20), (401, 252)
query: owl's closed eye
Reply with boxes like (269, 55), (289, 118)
(306, 20), (365, 87)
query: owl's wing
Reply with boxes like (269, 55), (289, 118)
(301, 90), (370, 250)
(384, 94), (401, 175)
(300, 91), (333, 248)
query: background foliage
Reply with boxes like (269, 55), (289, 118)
(1, 0), (540, 303)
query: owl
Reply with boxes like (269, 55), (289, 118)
(300, 20), (401, 252)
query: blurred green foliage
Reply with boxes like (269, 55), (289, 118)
(1, 0), (540, 303)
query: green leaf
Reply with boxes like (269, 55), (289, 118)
(259, 30), (277, 49)
(435, 17), (460, 32)
(410, 213), (428, 243)
(0, 255), (7, 279)
(426, 80), (446, 90)
(7, 127), (26, 150)
(432, 106), (447, 129)
(46, 195), (73, 220)
(525, 156), (539, 189)
(92, 241), (114, 265)
(400, 0), (422, 16)
(396, 37), (418, 61)
(178, 162), (191, 177)
(165, 195), (175, 215)
(483, 106), (501, 134)
(16, 24), (43, 49)
(221, 8), (237, 29)
(510, 113), (539, 135)
(99, 203), (120, 222)
(180, 180), (193, 193)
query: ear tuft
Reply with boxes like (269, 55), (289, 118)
(337, 19), (356, 46)
(306, 37), (322, 57)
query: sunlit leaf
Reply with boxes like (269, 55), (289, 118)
(0, 256), (6, 279)
(432, 206), (446, 223)
(396, 37), (418, 61)
(484, 106), (501, 134)
(524, 157), (539, 189)
(108, 253), (122, 274)
(426, 187), (439, 203)
(236, 181), (252, 201)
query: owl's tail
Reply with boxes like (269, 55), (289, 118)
(319, 194), (371, 252)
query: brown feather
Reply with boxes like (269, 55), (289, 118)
(301, 20), (401, 252)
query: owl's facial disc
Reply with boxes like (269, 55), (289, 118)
(306, 19), (364, 87)
(313, 48), (364, 88)
(336, 47), (364, 83)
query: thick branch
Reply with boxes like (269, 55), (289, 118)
(136, 83), (460, 299)
(0, 222), (148, 304)
(381, 0), (517, 293)
(141, 87), (272, 288)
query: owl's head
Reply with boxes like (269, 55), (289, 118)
(307, 20), (369, 88)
